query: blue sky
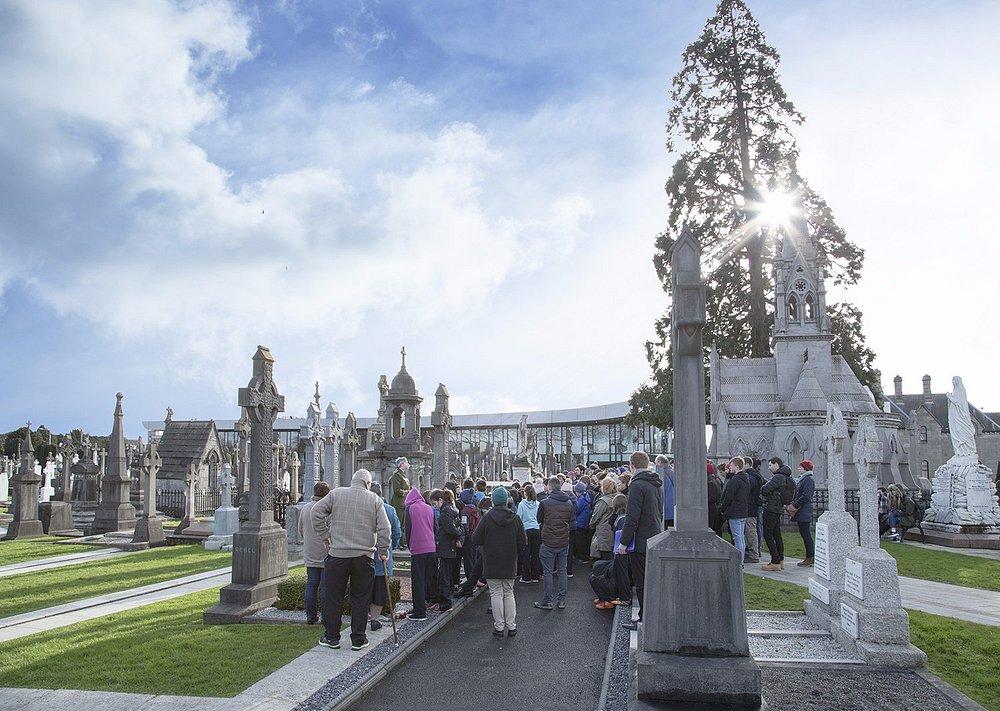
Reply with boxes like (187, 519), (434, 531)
(1, 0), (998, 438)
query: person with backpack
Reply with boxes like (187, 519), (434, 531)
(471, 486), (527, 637)
(759, 458), (794, 571)
(572, 482), (593, 562)
(517, 484), (542, 583)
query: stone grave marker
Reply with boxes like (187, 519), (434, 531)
(132, 441), (166, 547)
(92, 393), (138, 533)
(3, 425), (44, 540)
(205, 462), (239, 550)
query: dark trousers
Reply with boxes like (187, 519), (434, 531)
(629, 551), (647, 620)
(323, 555), (375, 646)
(305, 565), (324, 622)
(462, 542), (478, 581)
(525, 529), (541, 580)
(459, 548), (485, 593)
(573, 528), (594, 561)
(763, 512), (784, 564)
(798, 521), (815, 558)
(451, 555), (462, 585)
(613, 554), (632, 604)
(410, 552), (435, 617)
(437, 555), (454, 608)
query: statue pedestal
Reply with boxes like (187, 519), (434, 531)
(924, 460), (1000, 527)
(204, 523), (288, 624)
(39, 501), (79, 536)
(636, 530), (760, 708)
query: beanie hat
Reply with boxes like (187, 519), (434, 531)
(491, 487), (509, 506)
(574, 482), (586, 494)
(800, 460), (814, 471)
(459, 489), (476, 507)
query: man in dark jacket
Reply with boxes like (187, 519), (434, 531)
(718, 457), (751, 564)
(787, 461), (816, 566)
(534, 476), (575, 611)
(760, 458), (794, 571)
(617, 451), (663, 630)
(472, 487), (527, 637)
(431, 489), (461, 612)
(743, 458), (765, 564)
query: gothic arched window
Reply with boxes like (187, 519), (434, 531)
(392, 406), (404, 439)
(788, 294), (799, 320)
(804, 293), (816, 320)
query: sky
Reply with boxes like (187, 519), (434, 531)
(1, 0), (998, 438)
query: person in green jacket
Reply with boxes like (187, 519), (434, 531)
(389, 457), (412, 542)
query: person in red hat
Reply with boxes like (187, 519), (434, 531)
(785, 460), (816, 566)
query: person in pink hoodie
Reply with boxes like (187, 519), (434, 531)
(404, 488), (436, 620)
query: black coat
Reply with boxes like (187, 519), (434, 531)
(719, 471), (751, 520)
(619, 469), (664, 553)
(746, 467), (765, 514)
(760, 466), (795, 515)
(436, 505), (461, 558)
(707, 476), (724, 534)
(471, 506), (527, 579)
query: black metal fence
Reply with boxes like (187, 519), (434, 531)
(779, 488), (921, 525)
(155, 489), (235, 518)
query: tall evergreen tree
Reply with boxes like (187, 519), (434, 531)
(629, 0), (879, 430)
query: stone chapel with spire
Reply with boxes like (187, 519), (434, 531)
(708, 220), (914, 488)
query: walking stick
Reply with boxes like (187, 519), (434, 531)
(382, 554), (399, 645)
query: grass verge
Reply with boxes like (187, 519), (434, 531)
(0, 587), (320, 697)
(747, 573), (999, 711)
(0, 545), (229, 618)
(0, 536), (103, 567)
(779, 530), (1000, 592)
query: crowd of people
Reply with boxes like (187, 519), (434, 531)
(302, 450), (850, 650)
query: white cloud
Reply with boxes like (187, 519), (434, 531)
(332, 3), (395, 57)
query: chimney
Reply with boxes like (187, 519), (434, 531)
(922, 375), (932, 396)
(893, 375), (903, 398)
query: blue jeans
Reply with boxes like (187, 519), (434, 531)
(729, 518), (746, 562)
(539, 544), (568, 605)
(305, 565), (324, 621)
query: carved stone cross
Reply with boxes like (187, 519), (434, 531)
(237, 346), (285, 526)
(141, 442), (162, 518)
(59, 439), (75, 504)
(854, 415), (883, 549)
(824, 405), (849, 514)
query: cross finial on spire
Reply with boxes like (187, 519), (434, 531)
(314, 381), (321, 408)
(401, 346), (406, 368)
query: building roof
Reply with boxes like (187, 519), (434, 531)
(156, 420), (221, 481)
(144, 402), (633, 434)
(886, 394), (1000, 433)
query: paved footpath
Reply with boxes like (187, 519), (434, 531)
(746, 556), (1000, 626)
(0, 567), (231, 642)
(0, 548), (127, 578)
(354, 562), (613, 711)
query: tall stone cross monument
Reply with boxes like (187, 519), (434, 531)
(805, 405), (859, 629)
(92, 393), (138, 534)
(635, 226), (761, 708)
(836, 415), (926, 667)
(324, 402), (342, 488)
(205, 345), (289, 624)
(3, 424), (44, 540)
(132, 441), (166, 547)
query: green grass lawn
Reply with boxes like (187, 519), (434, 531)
(0, 536), (103, 567)
(778, 530), (1000, 592)
(746, 573), (999, 711)
(0, 545), (230, 619)
(0, 587), (321, 697)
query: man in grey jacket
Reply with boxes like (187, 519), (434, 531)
(311, 469), (391, 651)
(298, 481), (331, 625)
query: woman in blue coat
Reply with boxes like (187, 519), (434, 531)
(369, 483), (401, 630)
(785, 461), (815, 567)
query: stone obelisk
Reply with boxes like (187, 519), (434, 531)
(92, 393), (138, 534)
(634, 226), (761, 708)
(3, 425), (44, 540)
(205, 346), (289, 624)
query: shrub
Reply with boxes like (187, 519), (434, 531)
(275, 567), (401, 616)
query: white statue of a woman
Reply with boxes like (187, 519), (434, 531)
(946, 377), (977, 461)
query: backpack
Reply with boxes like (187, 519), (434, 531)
(461, 504), (480, 537)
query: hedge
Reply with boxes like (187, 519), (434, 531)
(275, 567), (401, 617)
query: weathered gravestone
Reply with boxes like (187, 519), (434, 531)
(835, 415), (926, 667)
(3, 425), (45, 540)
(805, 404), (859, 628)
(324, 402), (342, 487)
(40, 439), (77, 535)
(204, 345), (289, 624)
(132, 441), (166, 547)
(634, 226), (761, 708)
(285, 451), (304, 548)
(91, 393), (137, 533)
(174, 463), (198, 534)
